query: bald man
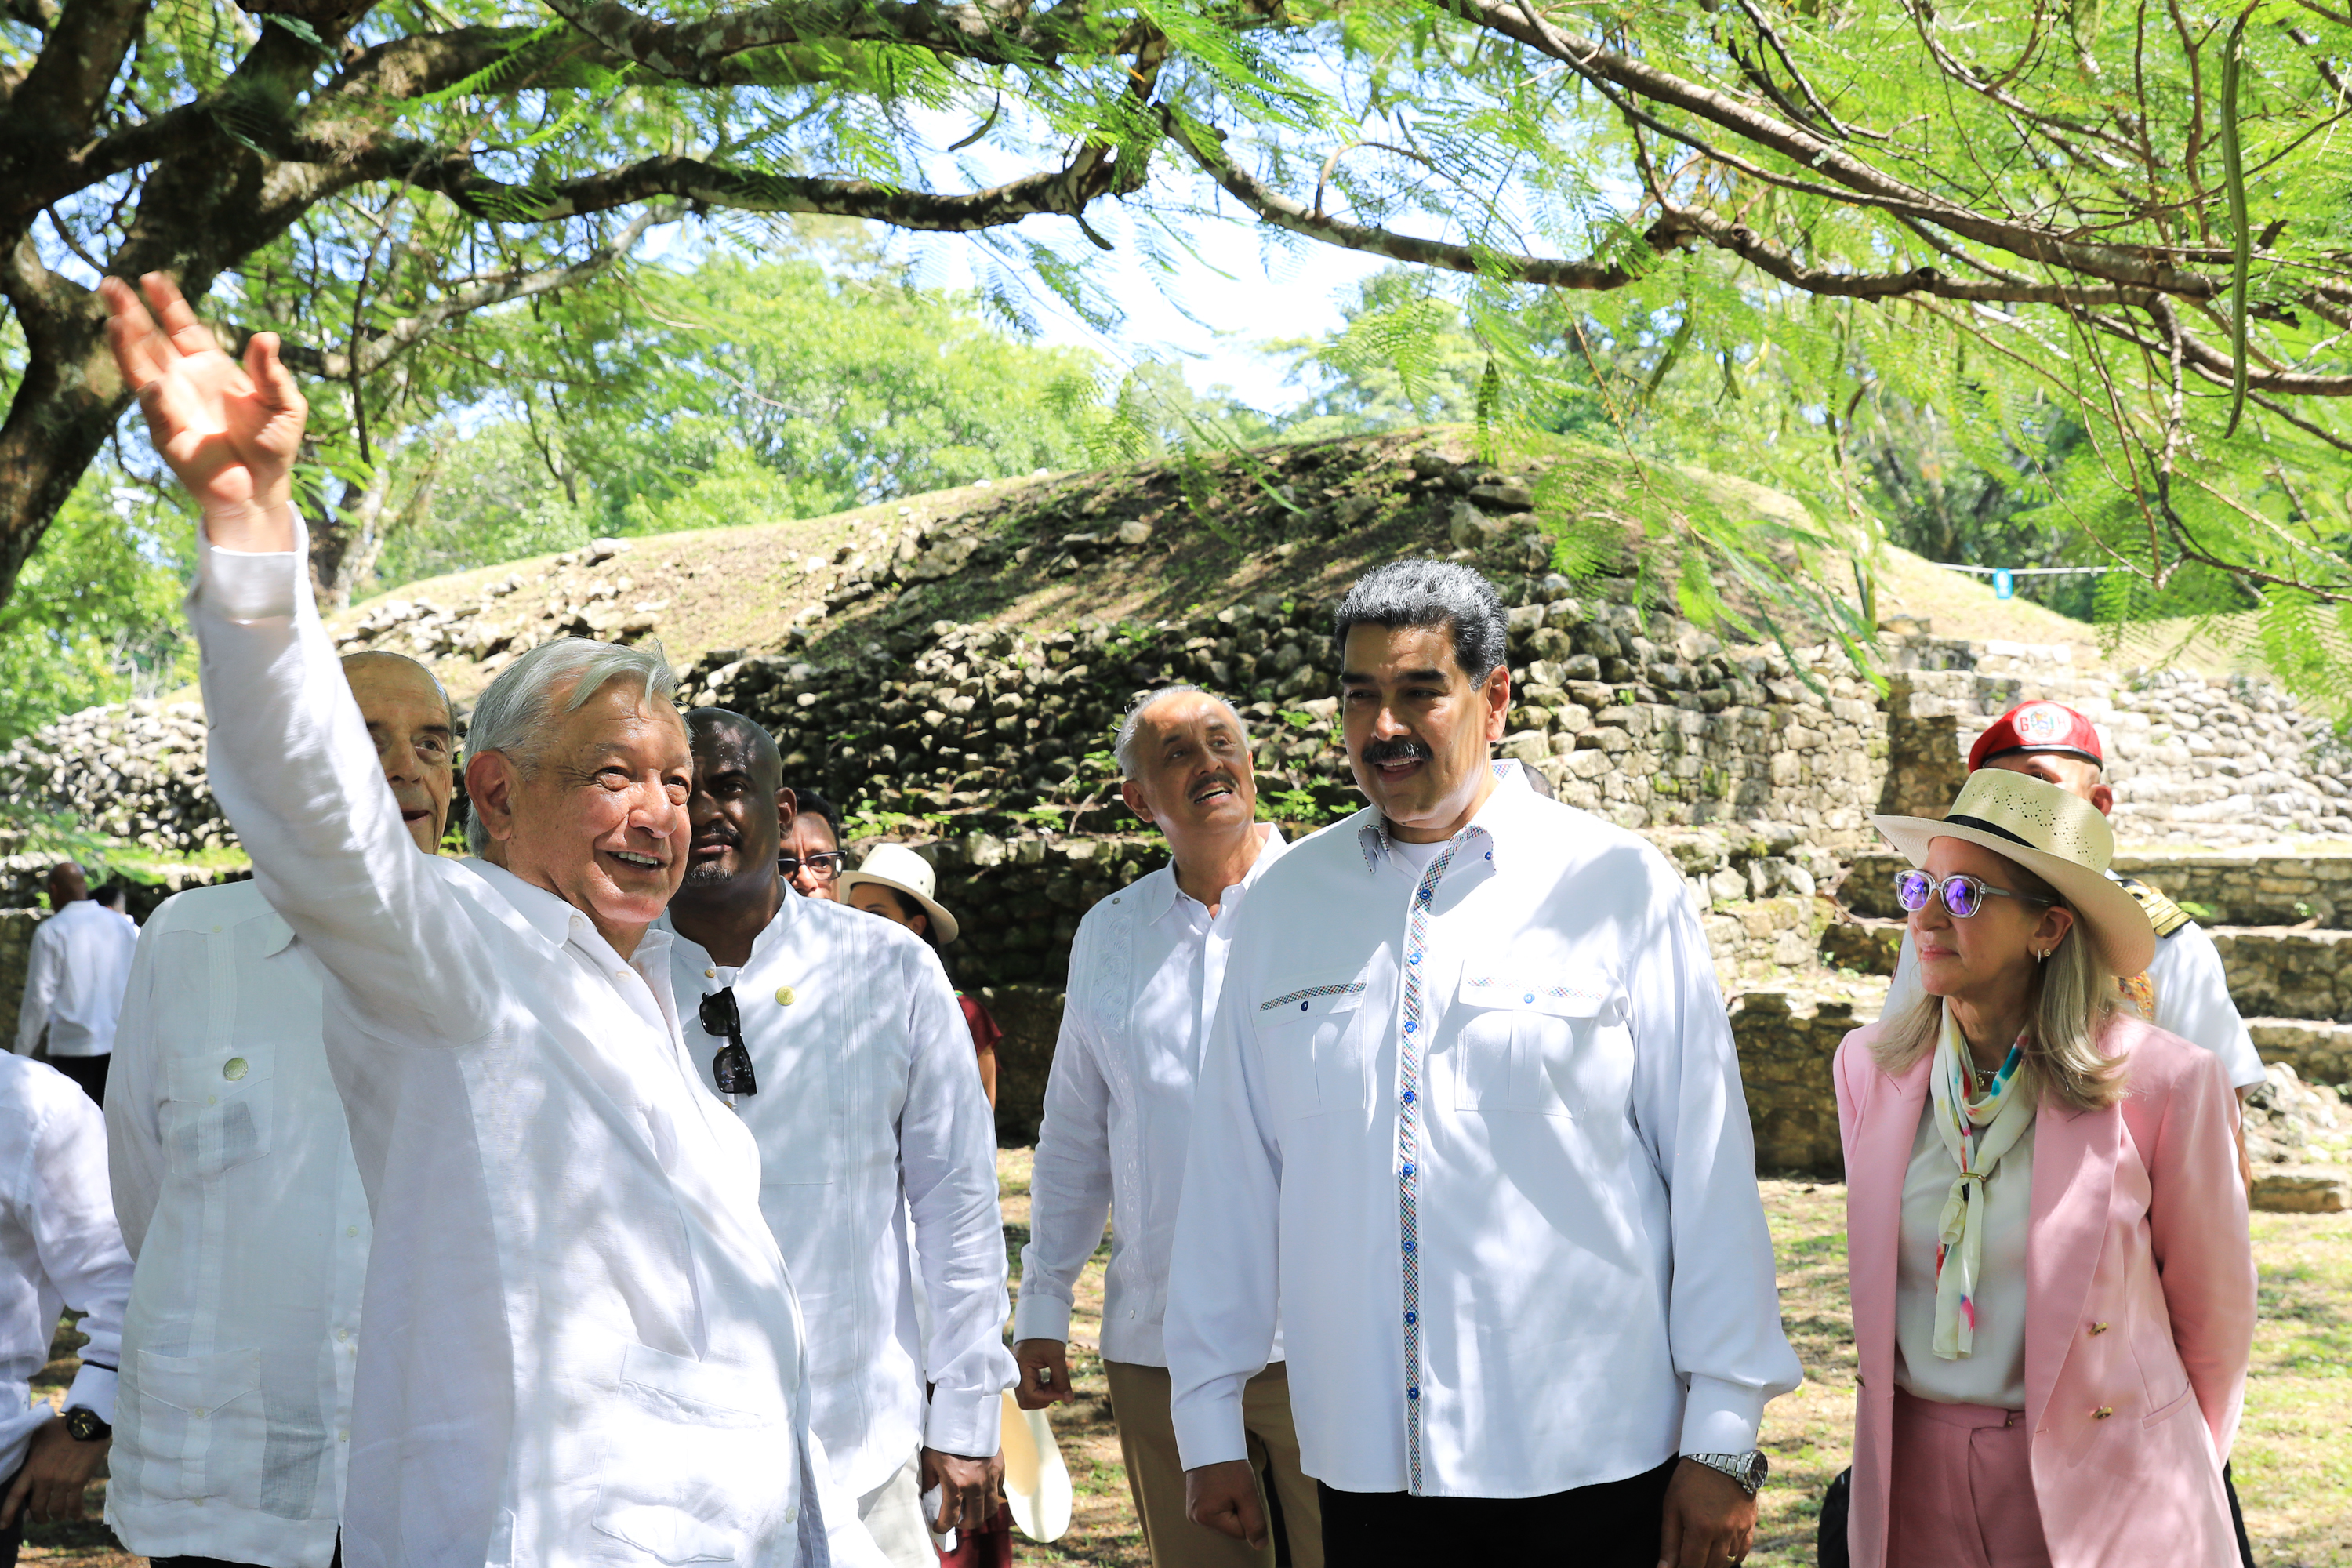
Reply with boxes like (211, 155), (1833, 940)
(104, 652), (452, 1568)
(661, 710), (1014, 1568)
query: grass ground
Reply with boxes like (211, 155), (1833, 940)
(30, 1162), (2347, 1566)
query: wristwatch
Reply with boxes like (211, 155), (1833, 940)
(63, 1406), (111, 1443)
(1683, 1449), (1769, 1495)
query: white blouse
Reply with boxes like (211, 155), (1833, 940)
(1894, 1097), (2035, 1409)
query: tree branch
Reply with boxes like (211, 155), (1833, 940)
(531, 0), (1116, 82)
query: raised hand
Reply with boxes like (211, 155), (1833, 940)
(101, 272), (305, 554)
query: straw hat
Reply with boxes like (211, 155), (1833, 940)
(837, 842), (960, 943)
(1871, 769), (2154, 977)
(998, 1391), (1072, 1543)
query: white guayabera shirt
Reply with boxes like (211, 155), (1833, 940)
(189, 530), (879, 1568)
(106, 880), (368, 1567)
(13, 898), (138, 1058)
(1164, 782), (1802, 1498)
(662, 896), (1014, 1496)
(1014, 824), (1288, 1367)
(0, 1054), (131, 1478)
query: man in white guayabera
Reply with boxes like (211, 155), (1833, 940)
(103, 273), (880, 1568)
(104, 649), (451, 1568)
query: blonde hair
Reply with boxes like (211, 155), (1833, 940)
(1871, 869), (2129, 1113)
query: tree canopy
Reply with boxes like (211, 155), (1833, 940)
(6, 0), (2352, 712)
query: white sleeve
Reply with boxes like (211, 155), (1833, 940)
(1163, 922), (1285, 1472)
(2151, 924), (2265, 1090)
(1012, 926), (1114, 1346)
(895, 942), (1014, 1460)
(103, 910), (173, 1257)
(27, 1082), (134, 1422)
(188, 527), (495, 1046)
(13, 923), (58, 1056)
(1627, 855), (1806, 1454)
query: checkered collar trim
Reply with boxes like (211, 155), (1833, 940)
(1355, 777), (1521, 874)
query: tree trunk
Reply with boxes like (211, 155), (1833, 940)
(0, 246), (132, 608)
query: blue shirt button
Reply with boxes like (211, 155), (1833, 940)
(1523, 993), (1535, 1004)
(1406, 1386), (1421, 1399)
(1404, 1311), (1417, 1325)
(1401, 1089), (1417, 1105)
(1300, 1000), (1309, 1011)
(1400, 1163), (1414, 1178)
(1408, 953), (1420, 964)
(1401, 1238), (1416, 1253)
(1485, 851), (1493, 860)
(1403, 1021), (1417, 1034)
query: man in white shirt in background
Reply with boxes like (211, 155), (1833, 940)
(1166, 560), (1801, 1568)
(662, 709), (1013, 1567)
(1014, 685), (1319, 1568)
(0, 1047), (133, 1559)
(104, 649), (451, 1568)
(14, 862), (138, 1105)
(106, 271), (877, 1568)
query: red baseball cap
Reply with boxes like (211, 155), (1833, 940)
(1968, 701), (2104, 771)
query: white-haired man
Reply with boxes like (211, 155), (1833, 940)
(104, 273), (878, 1568)
(1014, 685), (1319, 1568)
(1166, 561), (1799, 1568)
(103, 650), (450, 1568)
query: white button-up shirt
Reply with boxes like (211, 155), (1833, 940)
(662, 896), (1014, 1495)
(13, 898), (138, 1058)
(105, 880), (369, 1568)
(1882, 887), (2263, 1088)
(1014, 825), (1288, 1367)
(1165, 784), (1802, 1498)
(0, 1053), (131, 1478)
(191, 532), (870, 1568)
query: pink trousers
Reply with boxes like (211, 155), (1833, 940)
(1885, 1391), (2056, 1568)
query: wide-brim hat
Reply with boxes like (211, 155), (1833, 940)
(837, 841), (960, 944)
(999, 1391), (1072, 1543)
(1871, 769), (2154, 977)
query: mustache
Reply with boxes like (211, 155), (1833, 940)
(692, 825), (741, 847)
(1189, 772), (1240, 799)
(1361, 736), (1433, 767)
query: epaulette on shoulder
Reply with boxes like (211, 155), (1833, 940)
(2116, 874), (2194, 938)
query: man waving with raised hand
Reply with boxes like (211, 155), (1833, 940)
(104, 273), (880, 1568)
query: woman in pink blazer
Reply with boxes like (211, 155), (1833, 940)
(1835, 770), (2256, 1568)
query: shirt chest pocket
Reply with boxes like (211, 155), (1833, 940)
(162, 1046), (275, 1179)
(1258, 978), (1370, 1121)
(1448, 971), (1620, 1117)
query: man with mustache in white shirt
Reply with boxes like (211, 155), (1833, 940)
(1014, 686), (1319, 1568)
(105, 649), (450, 1568)
(1166, 560), (1800, 1568)
(103, 272), (879, 1568)
(661, 710), (1013, 1568)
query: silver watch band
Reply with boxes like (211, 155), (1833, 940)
(1682, 1449), (1767, 1495)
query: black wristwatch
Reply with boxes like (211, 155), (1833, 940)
(63, 1406), (111, 1442)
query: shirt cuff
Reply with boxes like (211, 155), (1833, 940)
(1171, 1388), (1250, 1472)
(1011, 1290), (1073, 1345)
(1679, 1375), (1765, 1456)
(922, 1385), (1004, 1460)
(196, 535), (305, 624)
(64, 1364), (117, 1428)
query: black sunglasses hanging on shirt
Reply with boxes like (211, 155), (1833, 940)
(697, 986), (760, 1097)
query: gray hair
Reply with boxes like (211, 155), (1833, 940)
(464, 637), (679, 855)
(1113, 684), (1250, 777)
(1332, 558), (1508, 680)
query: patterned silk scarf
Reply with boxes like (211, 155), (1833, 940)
(1926, 1005), (2037, 1359)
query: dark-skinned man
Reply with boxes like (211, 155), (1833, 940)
(661, 711), (1014, 1568)
(103, 651), (448, 1568)
(1013, 685), (1321, 1568)
(1163, 559), (1800, 1568)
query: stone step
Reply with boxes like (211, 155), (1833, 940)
(1844, 845), (2352, 927)
(2249, 1019), (2352, 1086)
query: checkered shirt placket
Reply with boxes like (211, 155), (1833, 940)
(1393, 824), (1488, 1495)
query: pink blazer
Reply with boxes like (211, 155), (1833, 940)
(1833, 1012), (2256, 1568)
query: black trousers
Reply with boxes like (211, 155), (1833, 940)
(1319, 1458), (1678, 1567)
(158, 1549), (342, 1568)
(47, 1054), (108, 1106)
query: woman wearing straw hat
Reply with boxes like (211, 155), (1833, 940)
(1834, 769), (2256, 1568)
(842, 844), (1004, 1109)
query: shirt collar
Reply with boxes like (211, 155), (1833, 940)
(1356, 761), (1530, 874)
(464, 857), (671, 973)
(1149, 822), (1288, 926)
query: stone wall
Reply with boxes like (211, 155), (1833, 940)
(1878, 636), (2352, 840)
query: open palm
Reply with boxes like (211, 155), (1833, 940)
(102, 274), (306, 547)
